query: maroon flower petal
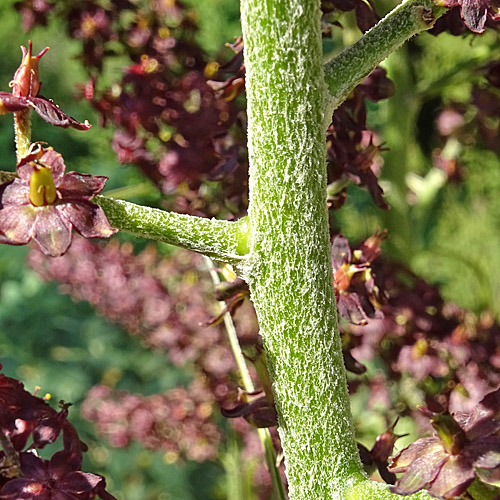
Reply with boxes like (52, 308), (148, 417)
(17, 160), (37, 182)
(1, 181), (30, 207)
(48, 451), (81, 480)
(464, 387), (500, 440)
(95, 478), (118, 500)
(50, 491), (80, 500)
(57, 471), (102, 493)
(33, 208), (72, 256)
(20, 453), (50, 482)
(27, 97), (91, 131)
(16, 149), (66, 184)
(39, 149), (67, 182)
(390, 438), (448, 494)
(475, 466), (500, 487)
(461, 0), (489, 32)
(331, 235), (352, 269)
(467, 437), (500, 469)
(390, 439), (439, 473)
(427, 455), (475, 498)
(57, 202), (117, 239)
(391, 448), (448, 495)
(0, 205), (37, 243)
(57, 172), (107, 198)
(338, 293), (370, 325)
(0, 478), (48, 499)
(221, 396), (278, 428)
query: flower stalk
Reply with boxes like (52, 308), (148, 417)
(13, 110), (32, 162)
(324, 0), (444, 110)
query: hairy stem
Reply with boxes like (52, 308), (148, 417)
(96, 196), (249, 264)
(241, 0), (363, 498)
(324, 0), (443, 109)
(13, 110), (31, 162)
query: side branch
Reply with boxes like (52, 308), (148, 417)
(324, 0), (445, 109)
(96, 196), (250, 263)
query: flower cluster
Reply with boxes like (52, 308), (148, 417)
(81, 383), (222, 462)
(12, 2), (500, 499)
(29, 237), (258, 390)
(207, 44), (393, 213)
(14, 0), (249, 218)
(28, 238), (263, 420)
(0, 367), (116, 499)
(29, 239), (276, 493)
(14, 0), (54, 31)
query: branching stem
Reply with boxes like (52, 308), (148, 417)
(96, 196), (250, 264)
(324, 0), (445, 109)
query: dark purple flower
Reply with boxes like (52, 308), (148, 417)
(331, 233), (384, 325)
(0, 451), (116, 500)
(389, 389), (500, 499)
(359, 421), (405, 484)
(0, 148), (116, 257)
(221, 390), (278, 429)
(437, 0), (500, 33)
(14, 0), (55, 32)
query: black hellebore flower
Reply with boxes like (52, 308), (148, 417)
(0, 451), (116, 500)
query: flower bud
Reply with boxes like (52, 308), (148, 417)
(10, 41), (49, 97)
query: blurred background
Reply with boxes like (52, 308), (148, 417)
(0, 0), (500, 498)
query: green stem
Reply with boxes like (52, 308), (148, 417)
(204, 257), (286, 500)
(103, 182), (157, 200)
(204, 257), (255, 391)
(96, 196), (250, 264)
(323, 0), (443, 109)
(241, 0), (363, 498)
(14, 110), (32, 162)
